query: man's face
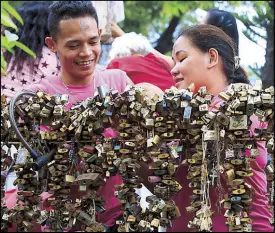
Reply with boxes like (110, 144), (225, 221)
(49, 16), (101, 81)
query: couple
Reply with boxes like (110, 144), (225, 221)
(6, 1), (272, 232)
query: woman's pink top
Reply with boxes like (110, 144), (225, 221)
(1, 47), (60, 100)
(168, 93), (273, 232)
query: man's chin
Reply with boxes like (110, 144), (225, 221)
(77, 69), (96, 78)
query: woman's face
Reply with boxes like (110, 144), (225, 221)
(171, 36), (210, 92)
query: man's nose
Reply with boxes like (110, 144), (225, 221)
(79, 44), (92, 57)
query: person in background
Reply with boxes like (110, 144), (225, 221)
(1, 1), (60, 100)
(92, 1), (125, 67)
(2, 4), (59, 230)
(5, 1), (132, 231)
(201, 9), (239, 55)
(168, 24), (272, 232)
(110, 22), (175, 70)
(107, 32), (175, 91)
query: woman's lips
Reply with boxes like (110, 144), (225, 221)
(174, 77), (184, 84)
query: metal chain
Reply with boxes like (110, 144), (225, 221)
(58, 76), (81, 103)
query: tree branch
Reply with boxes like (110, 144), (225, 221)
(248, 65), (262, 78)
(242, 22), (267, 40)
(268, 1), (274, 10)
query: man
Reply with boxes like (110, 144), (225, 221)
(12, 1), (133, 229)
(26, 1), (132, 109)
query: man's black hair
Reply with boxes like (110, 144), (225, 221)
(48, 1), (99, 38)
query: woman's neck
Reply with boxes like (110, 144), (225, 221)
(207, 71), (228, 96)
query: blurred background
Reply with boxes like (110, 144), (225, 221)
(9, 1), (274, 87)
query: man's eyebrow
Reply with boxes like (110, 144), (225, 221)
(65, 36), (99, 44)
(89, 36), (99, 40)
(66, 40), (79, 44)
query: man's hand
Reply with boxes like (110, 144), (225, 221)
(111, 22), (125, 38)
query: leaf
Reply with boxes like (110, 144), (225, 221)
(1, 54), (7, 70)
(13, 41), (36, 59)
(1, 13), (18, 31)
(1, 67), (7, 76)
(1, 44), (15, 55)
(1, 35), (8, 45)
(4, 29), (19, 41)
(1, 1), (23, 25)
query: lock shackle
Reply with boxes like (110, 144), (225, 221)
(9, 91), (39, 159)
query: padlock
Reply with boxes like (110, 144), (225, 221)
(229, 115), (248, 130)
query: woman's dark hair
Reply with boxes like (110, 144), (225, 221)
(48, 1), (98, 39)
(177, 24), (249, 85)
(4, 1), (52, 76)
(205, 9), (239, 55)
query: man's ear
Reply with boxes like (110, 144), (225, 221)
(45, 37), (57, 52)
(98, 29), (102, 39)
(207, 48), (219, 69)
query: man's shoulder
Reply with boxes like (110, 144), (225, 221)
(96, 67), (127, 79)
(95, 67), (130, 91)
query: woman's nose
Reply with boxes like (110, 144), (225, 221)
(170, 65), (179, 77)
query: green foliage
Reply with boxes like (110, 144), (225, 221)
(233, 1), (273, 41)
(122, 1), (272, 82)
(232, 1), (273, 79)
(1, 1), (36, 76)
(122, 1), (216, 38)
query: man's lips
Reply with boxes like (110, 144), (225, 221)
(74, 59), (95, 66)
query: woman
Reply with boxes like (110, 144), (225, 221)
(169, 24), (272, 232)
(1, 1), (60, 100)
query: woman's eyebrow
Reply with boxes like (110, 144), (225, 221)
(175, 50), (187, 56)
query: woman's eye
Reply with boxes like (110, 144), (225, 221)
(179, 57), (186, 62)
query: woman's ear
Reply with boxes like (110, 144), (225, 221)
(207, 48), (219, 69)
(45, 37), (57, 52)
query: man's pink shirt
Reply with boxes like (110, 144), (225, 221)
(5, 67), (129, 227)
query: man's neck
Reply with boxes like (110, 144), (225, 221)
(60, 72), (94, 86)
